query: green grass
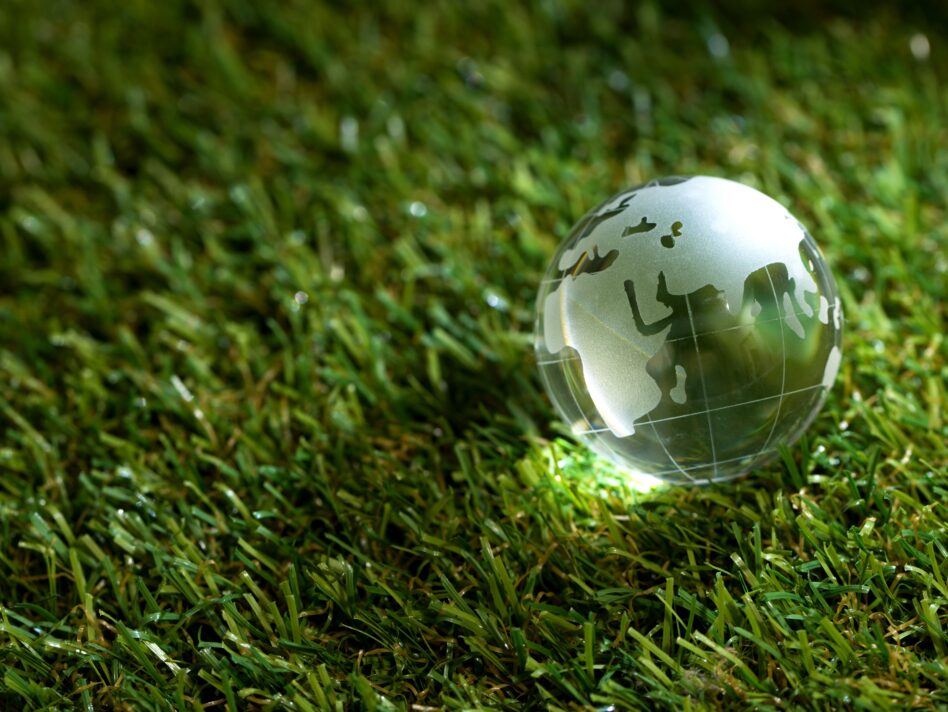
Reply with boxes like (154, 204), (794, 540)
(0, 1), (946, 709)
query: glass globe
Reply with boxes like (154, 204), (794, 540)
(535, 176), (843, 484)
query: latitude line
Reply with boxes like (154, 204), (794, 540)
(573, 382), (825, 435)
(635, 450), (775, 477)
(685, 292), (718, 479)
(536, 309), (819, 367)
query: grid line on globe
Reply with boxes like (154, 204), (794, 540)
(572, 383), (826, 435)
(624, 262), (807, 483)
(684, 291), (720, 478)
(752, 264), (790, 470)
(535, 306), (818, 356)
(535, 176), (843, 484)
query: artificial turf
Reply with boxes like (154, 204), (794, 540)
(0, 1), (946, 709)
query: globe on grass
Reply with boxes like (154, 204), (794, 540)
(535, 176), (843, 484)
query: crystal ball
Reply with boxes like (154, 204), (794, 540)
(535, 176), (843, 484)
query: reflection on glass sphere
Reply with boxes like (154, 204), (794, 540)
(535, 176), (842, 484)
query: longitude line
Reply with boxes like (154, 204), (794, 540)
(569, 296), (668, 360)
(752, 265), (788, 466)
(556, 282), (595, 434)
(557, 336), (649, 474)
(562, 354), (594, 433)
(645, 413), (694, 482)
(684, 293), (718, 480)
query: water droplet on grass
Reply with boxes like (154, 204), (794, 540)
(607, 69), (629, 91)
(910, 33), (930, 60)
(484, 290), (509, 311)
(340, 115), (359, 153)
(135, 228), (154, 247)
(707, 33), (730, 59)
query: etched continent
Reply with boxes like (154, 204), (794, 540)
(542, 176), (833, 438)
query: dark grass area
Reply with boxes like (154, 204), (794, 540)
(1, 1), (946, 709)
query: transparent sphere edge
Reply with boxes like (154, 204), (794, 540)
(534, 176), (843, 485)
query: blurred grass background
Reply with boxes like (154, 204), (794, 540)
(0, 0), (946, 709)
